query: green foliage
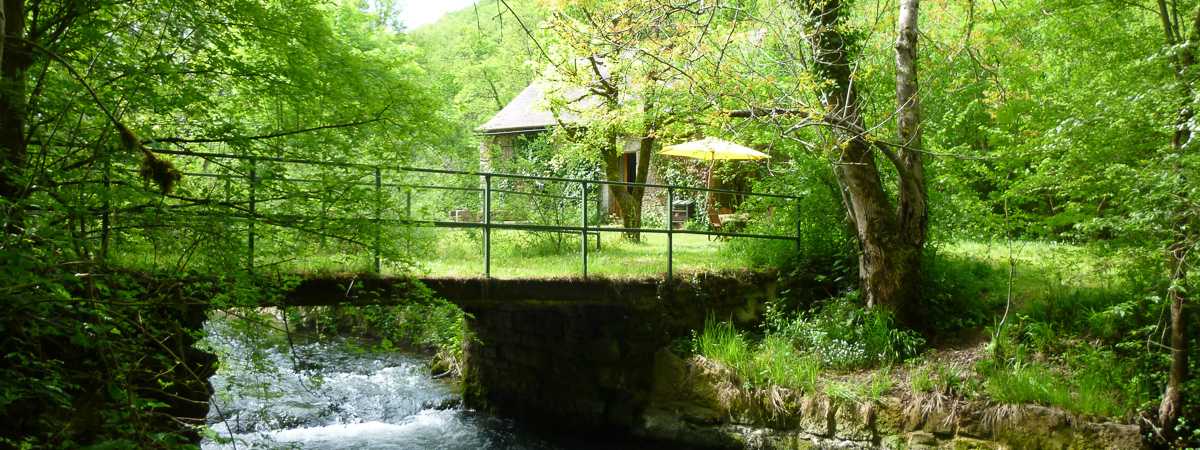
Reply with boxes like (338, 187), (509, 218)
(693, 317), (755, 379)
(979, 357), (1136, 419)
(692, 317), (820, 392)
(693, 293), (924, 393)
(756, 335), (822, 393)
(1, 0), (447, 277)
(5, 0), (1200, 445)
(269, 278), (468, 376)
(980, 311), (1159, 418)
(304, 298), (468, 375)
(958, 241), (1184, 420)
(719, 156), (854, 272)
(920, 247), (1008, 333)
(409, 0), (547, 170)
(483, 134), (603, 255)
(908, 361), (968, 397)
(767, 294), (925, 370)
(0, 257), (285, 448)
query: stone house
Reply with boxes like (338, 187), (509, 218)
(476, 78), (659, 217)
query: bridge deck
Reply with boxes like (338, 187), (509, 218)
(284, 276), (662, 308)
(281, 271), (776, 310)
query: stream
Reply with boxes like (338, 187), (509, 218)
(201, 320), (571, 450)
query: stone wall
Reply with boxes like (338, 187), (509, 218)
(463, 302), (663, 431)
(459, 271), (778, 433)
(636, 351), (1145, 450)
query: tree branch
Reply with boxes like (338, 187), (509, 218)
(727, 107), (808, 118)
(499, 0), (555, 66)
(149, 108), (389, 144)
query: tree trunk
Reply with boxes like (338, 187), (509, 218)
(1, 0), (7, 70)
(1159, 244), (1187, 438)
(600, 131), (655, 242)
(0, 0), (27, 203)
(804, 0), (928, 326)
(1154, 3), (1200, 439)
(895, 0), (928, 249)
(602, 144), (640, 240)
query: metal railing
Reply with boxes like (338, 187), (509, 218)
(110, 148), (804, 280)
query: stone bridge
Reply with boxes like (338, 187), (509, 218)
(283, 271), (780, 434)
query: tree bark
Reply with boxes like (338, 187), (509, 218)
(602, 140), (642, 240)
(895, 0), (927, 249)
(1160, 244), (1187, 438)
(1153, 2), (1200, 439)
(600, 122), (655, 242)
(803, 0), (928, 326)
(1, 0), (7, 70)
(0, 0), (28, 203)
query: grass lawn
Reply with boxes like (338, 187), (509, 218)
(105, 223), (785, 278)
(415, 228), (770, 279)
(690, 239), (1156, 420)
(934, 239), (1130, 310)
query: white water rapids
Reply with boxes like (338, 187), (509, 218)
(201, 320), (561, 449)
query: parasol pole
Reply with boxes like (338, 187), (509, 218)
(706, 151), (716, 222)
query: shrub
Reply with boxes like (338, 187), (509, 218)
(920, 248), (1006, 333)
(694, 317), (755, 380)
(979, 325), (1151, 419)
(692, 317), (820, 392)
(768, 293), (925, 370)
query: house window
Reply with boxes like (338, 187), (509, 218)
(624, 153), (637, 192)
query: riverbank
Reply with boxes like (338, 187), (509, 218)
(635, 350), (1143, 449)
(0, 266), (222, 448)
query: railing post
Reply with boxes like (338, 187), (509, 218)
(667, 187), (674, 286)
(373, 166), (382, 274)
(581, 180), (588, 279)
(100, 153), (112, 259)
(795, 196), (802, 252)
(405, 190), (412, 221)
(248, 157), (257, 274)
(404, 188), (413, 259)
(483, 174), (491, 278)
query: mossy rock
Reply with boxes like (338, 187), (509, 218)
(832, 400), (876, 441)
(946, 437), (998, 450)
(796, 396), (834, 437)
(874, 397), (906, 436)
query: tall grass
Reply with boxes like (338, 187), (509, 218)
(693, 317), (820, 392)
(981, 360), (1130, 418)
(693, 295), (922, 395)
(694, 317), (754, 377)
(756, 335), (820, 392)
(981, 318), (1152, 419)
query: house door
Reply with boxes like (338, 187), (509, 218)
(624, 153), (637, 192)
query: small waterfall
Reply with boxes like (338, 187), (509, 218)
(201, 320), (556, 450)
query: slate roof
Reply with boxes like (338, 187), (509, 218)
(476, 60), (610, 135)
(476, 80), (576, 135)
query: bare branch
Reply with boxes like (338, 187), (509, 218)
(150, 109), (390, 145)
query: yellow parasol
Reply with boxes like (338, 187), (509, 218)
(660, 138), (769, 224)
(660, 137), (769, 187)
(659, 137), (770, 161)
